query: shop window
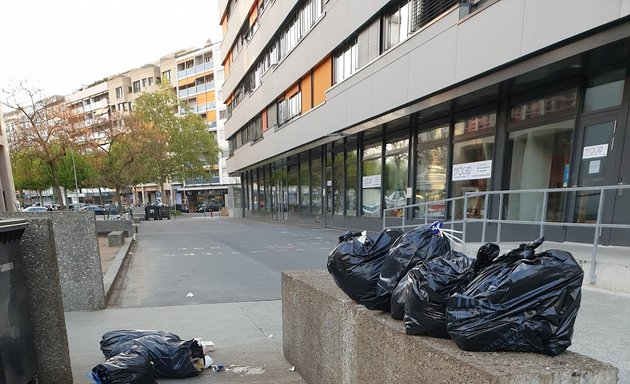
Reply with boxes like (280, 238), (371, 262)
(346, 148), (358, 216)
(299, 154), (310, 212)
(263, 165), (271, 211)
(384, 138), (409, 217)
(584, 69), (625, 113)
(259, 168), (267, 210)
(252, 177), (259, 210)
(504, 120), (574, 222)
(510, 89), (577, 123)
(454, 112), (496, 136)
(287, 161), (299, 212)
(415, 126), (449, 220)
(362, 142), (382, 217)
(333, 151), (345, 215)
(311, 154), (322, 214)
(452, 136), (494, 219)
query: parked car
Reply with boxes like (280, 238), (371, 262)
(22, 206), (48, 213)
(80, 205), (105, 215)
(175, 204), (190, 213)
(197, 202), (221, 212)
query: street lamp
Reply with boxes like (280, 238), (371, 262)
(71, 150), (79, 209)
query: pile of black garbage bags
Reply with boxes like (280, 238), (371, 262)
(90, 330), (214, 384)
(327, 223), (584, 356)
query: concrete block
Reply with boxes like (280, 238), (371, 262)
(107, 231), (124, 247)
(14, 218), (73, 384)
(95, 219), (133, 237)
(282, 270), (618, 384)
(3, 212), (105, 311)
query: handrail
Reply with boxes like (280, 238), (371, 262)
(383, 184), (630, 284)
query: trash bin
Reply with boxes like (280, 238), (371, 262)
(0, 219), (37, 384)
(159, 205), (171, 220)
(145, 204), (160, 221)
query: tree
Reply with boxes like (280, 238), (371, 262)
(56, 149), (93, 204)
(11, 148), (52, 205)
(2, 82), (86, 209)
(132, 84), (219, 204)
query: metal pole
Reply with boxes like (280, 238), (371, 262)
(590, 189), (606, 284)
(540, 191), (548, 238)
(71, 150), (80, 209)
(481, 193), (489, 243)
(497, 193), (504, 243)
(462, 195), (468, 244)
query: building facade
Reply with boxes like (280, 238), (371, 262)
(221, 0), (630, 244)
(0, 109), (18, 211)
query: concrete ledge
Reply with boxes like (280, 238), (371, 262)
(103, 239), (134, 302)
(95, 219), (132, 237)
(107, 231), (124, 247)
(282, 270), (618, 384)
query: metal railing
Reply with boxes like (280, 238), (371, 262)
(383, 184), (630, 284)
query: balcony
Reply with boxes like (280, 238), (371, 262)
(177, 82), (216, 99)
(178, 101), (218, 115)
(177, 62), (214, 80)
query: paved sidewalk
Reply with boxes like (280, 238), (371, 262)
(66, 300), (304, 384)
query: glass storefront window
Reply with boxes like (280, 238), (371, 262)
(346, 148), (358, 216)
(384, 138), (409, 217)
(263, 165), (271, 211)
(454, 112), (496, 136)
(333, 151), (344, 215)
(299, 154), (310, 212)
(252, 176), (259, 210)
(510, 89), (577, 123)
(504, 120), (574, 221)
(362, 142), (382, 217)
(584, 69), (625, 112)
(259, 168), (266, 210)
(452, 136), (494, 219)
(416, 126), (448, 220)
(311, 154), (322, 214)
(287, 161), (298, 212)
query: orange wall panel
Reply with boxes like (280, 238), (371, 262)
(206, 110), (217, 122)
(206, 91), (216, 102)
(178, 77), (195, 87)
(197, 93), (208, 104)
(285, 83), (299, 98)
(262, 110), (268, 132)
(312, 57), (332, 106)
(301, 73), (312, 113)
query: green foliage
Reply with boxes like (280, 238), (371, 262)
(10, 149), (52, 192)
(132, 84), (219, 187)
(56, 149), (93, 190)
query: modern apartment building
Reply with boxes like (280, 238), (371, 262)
(0, 109), (18, 211)
(221, 0), (630, 244)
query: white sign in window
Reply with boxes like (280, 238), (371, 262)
(452, 160), (493, 181)
(589, 160), (601, 174)
(362, 175), (381, 188)
(583, 144), (608, 159)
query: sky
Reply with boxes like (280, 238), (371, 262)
(0, 0), (222, 105)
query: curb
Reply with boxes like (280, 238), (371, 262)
(103, 238), (134, 301)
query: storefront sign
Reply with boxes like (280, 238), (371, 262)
(362, 175), (381, 188)
(452, 160), (492, 181)
(583, 144), (608, 159)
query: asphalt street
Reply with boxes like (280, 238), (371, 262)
(105, 215), (630, 383)
(108, 215), (339, 307)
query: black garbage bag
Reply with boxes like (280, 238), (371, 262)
(100, 330), (204, 378)
(101, 330), (181, 359)
(327, 229), (403, 310)
(446, 238), (584, 356)
(374, 224), (451, 310)
(390, 270), (411, 320)
(404, 251), (473, 337)
(91, 346), (156, 384)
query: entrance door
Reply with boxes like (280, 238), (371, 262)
(567, 114), (624, 243)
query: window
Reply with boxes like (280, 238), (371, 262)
(333, 41), (358, 84)
(311, 151), (322, 214)
(333, 150), (345, 215)
(346, 145), (358, 216)
(142, 78), (147, 87)
(115, 87), (123, 99)
(148, 77), (153, 86)
(362, 140), (382, 217)
(383, 1), (410, 51)
(299, 154), (310, 212)
(133, 81), (141, 93)
(287, 159), (299, 212)
(219, 109), (227, 120)
(162, 70), (171, 82)
(504, 120), (574, 222)
(384, 138), (409, 217)
(416, 125), (449, 219)
(510, 90), (577, 123)
(584, 69), (625, 112)
(277, 92), (302, 125)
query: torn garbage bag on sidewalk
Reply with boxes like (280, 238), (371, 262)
(90, 345), (156, 384)
(99, 330), (212, 379)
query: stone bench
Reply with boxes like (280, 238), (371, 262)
(282, 270), (618, 384)
(107, 231), (125, 247)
